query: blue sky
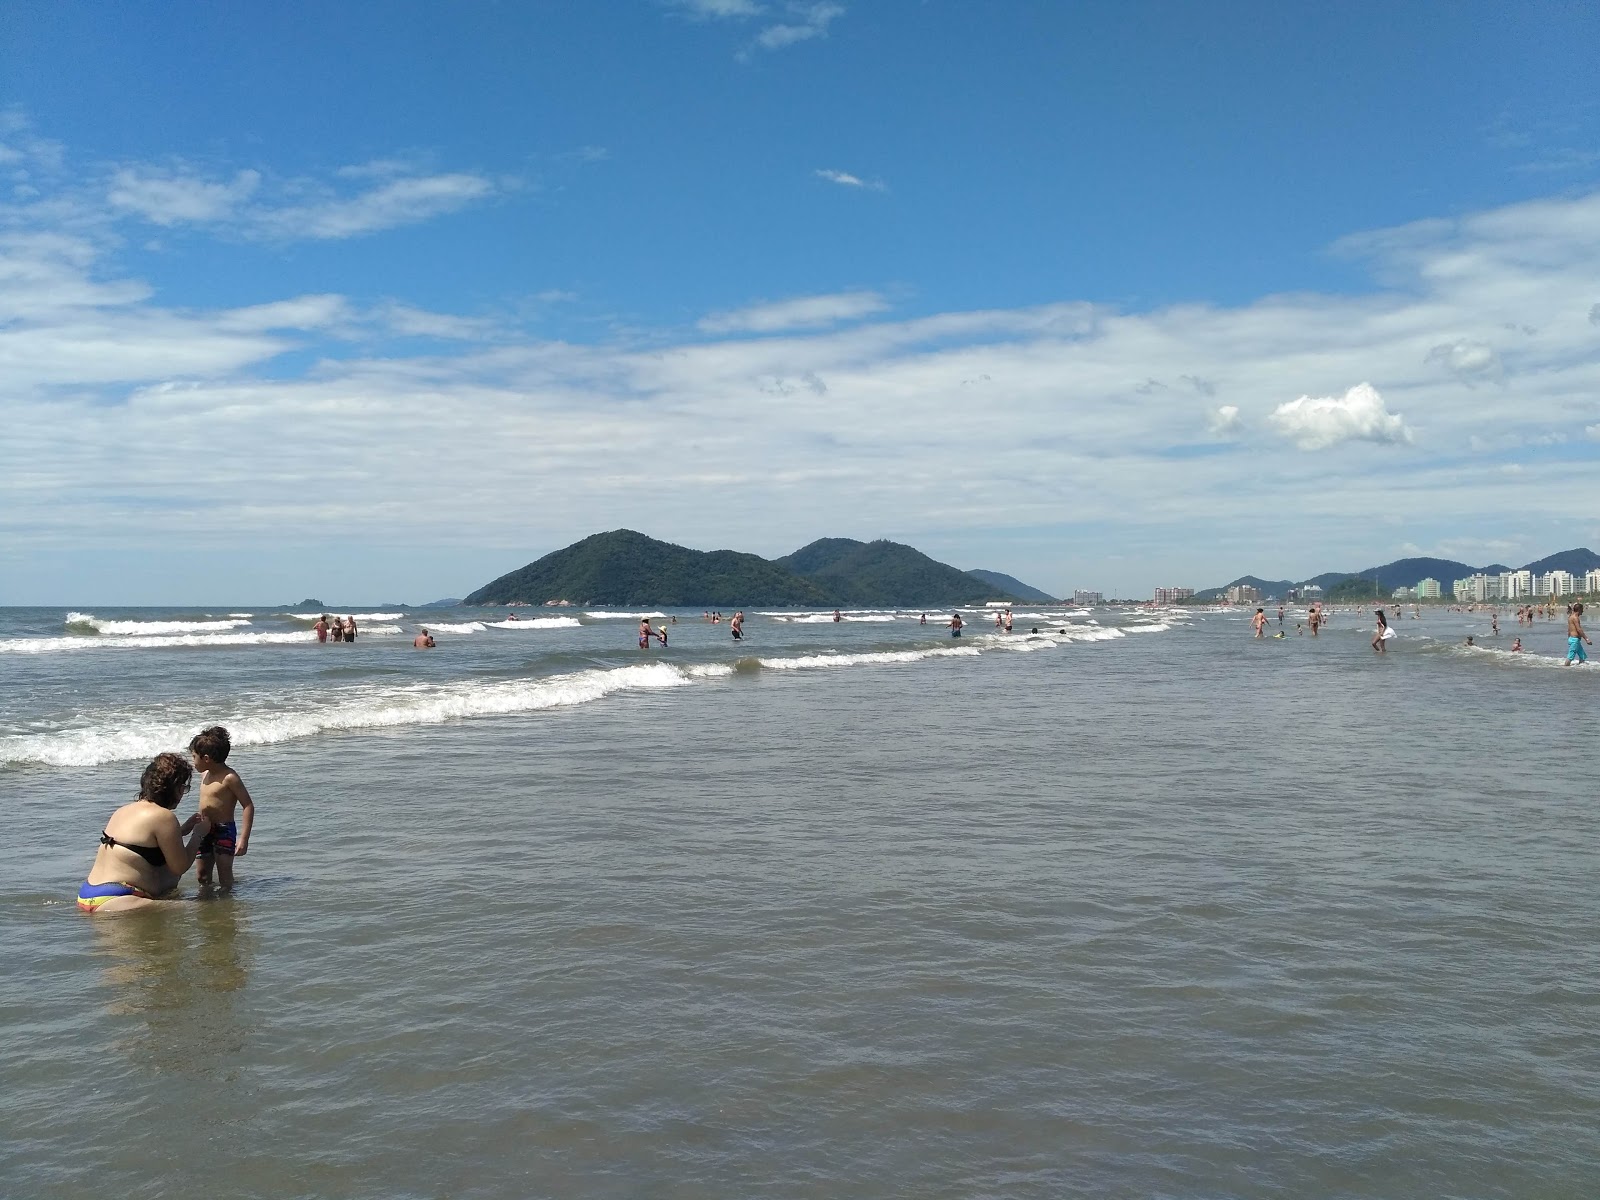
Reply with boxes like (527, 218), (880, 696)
(2, 1), (1599, 602)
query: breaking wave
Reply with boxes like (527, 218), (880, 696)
(65, 612), (253, 636)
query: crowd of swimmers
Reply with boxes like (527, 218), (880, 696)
(312, 614), (358, 643)
(1244, 598), (1593, 663)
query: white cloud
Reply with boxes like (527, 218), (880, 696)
(1425, 337), (1500, 382)
(7, 148), (1600, 600)
(1267, 384), (1413, 451)
(94, 159), (496, 240)
(749, 2), (843, 52)
(814, 168), (885, 191)
(107, 167), (261, 225)
(382, 303), (500, 341)
(251, 173), (496, 240)
(672, 0), (763, 16)
(1590, 303), (1600, 325)
(698, 290), (888, 333)
(1208, 405), (1243, 436)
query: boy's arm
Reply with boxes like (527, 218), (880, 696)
(232, 775), (256, 855)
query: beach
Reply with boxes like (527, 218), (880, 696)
(3, 604), (1597, 1197)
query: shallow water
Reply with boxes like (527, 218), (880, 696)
(3, 605), (1597, 1197)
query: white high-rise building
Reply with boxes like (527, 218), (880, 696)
(1540, 570), (1576, 597)
(1502, 569), (1533, 598)
(1586, 568), (1600, 594)
(1415, 578), (1441, 599)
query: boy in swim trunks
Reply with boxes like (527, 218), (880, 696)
(184, 725), (255, 889)
(1568, 603), (1590, 665)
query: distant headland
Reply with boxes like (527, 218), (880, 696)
(462, 530), (1055, 608)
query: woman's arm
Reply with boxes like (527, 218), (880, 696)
(154, 811), (211, 876)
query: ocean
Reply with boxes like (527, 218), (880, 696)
(2, 602), (1597, 1198)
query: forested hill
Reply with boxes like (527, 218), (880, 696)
(776, 538), (1016, 606)
(464, 531), (1042, 607)
(463, 530), (834, 607)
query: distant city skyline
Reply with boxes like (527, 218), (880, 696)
(3, 3), (1598, 603)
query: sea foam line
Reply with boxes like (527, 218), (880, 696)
(758, 646), (981, 669)
(484, 617), (581, 629)
(65, 612), (253, 635)
(1, 661), (705, 768)
(1, 631), (318, 654)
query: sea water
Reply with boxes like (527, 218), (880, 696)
(1, 604), (1596, 1198)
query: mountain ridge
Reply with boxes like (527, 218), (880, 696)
(464, 531), (1047, 607)
(1193, 548), (1598, 601)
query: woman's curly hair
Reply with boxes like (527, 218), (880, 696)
(139, 752), (192, 810)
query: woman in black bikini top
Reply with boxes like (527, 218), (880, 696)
(77, 753), (211, 914)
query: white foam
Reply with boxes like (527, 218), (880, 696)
(0, 661), (706, 768)
(422, 621), (487, 633)
(65, 612), (253, 636)
(0, 631), (317, 654)
(1121, 622), (1171, 633)
(288, 611), (405, 622)
(759, 647), (981, 669)
(227, 613), (254, 618)
(583, 611), (666, 619)
(485, 617), (582, 629)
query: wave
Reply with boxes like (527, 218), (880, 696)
(775, 614), (897, 624)
(288, 612), (406, 622)
(0, 631), (317, 654)
(0, 661), (705, 768)
(65, 612), (253, 636)
(421, 621), (487, 633)
(583, 611), (666, 619)
(484, 617), (582, 629)
(758, 647), (980, 669)
(226, 613), (253, 618)
(1121, 622), (1171, 633)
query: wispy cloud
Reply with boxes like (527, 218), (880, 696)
(754, 2), (843, 50)
(252, 173), (495, 239)
(814, 167), (885, 192)
(108, 167), (262, 225)
(698, 290), (888, 333)
(97, 160), (497, 240)
(669, 0), (764, 17)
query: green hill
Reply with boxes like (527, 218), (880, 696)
(463, 530), (834, 607)
(968, 569), (1056, 603)
(777, 538), (1015, 606)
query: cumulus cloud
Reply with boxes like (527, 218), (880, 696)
(1586, 424), (1600, 441)
(1207, 405), (1243, 436)
(1590, 302), (1600, 325)
(698, 290), (888, 333)
(1267, 383), (1413, 451)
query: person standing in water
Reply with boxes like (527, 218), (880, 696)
(186, 726), (255, 890)
(1372, 609), (1390, 653)
(314, 614), (329, 644)
(730, 612), (744, 641)
(639, 618), (652, 649)
(1567, 603), (1590, 665)
(1253, 608), (1267, 639)
(949, 612), (963, 637)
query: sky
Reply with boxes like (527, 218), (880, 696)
(2, 1), (1599, 604)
